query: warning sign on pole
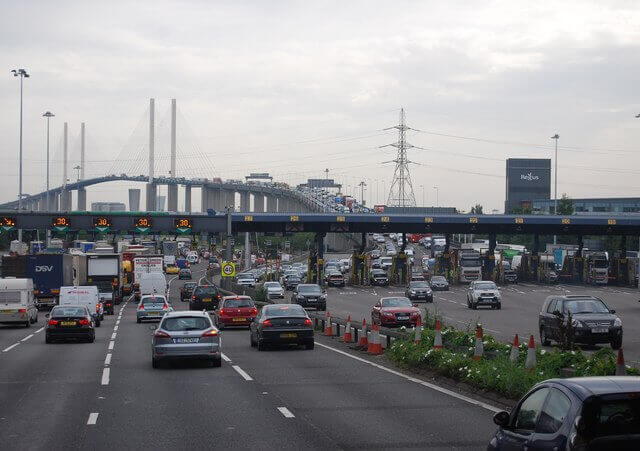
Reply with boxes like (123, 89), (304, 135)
(221, 261), (236, 277)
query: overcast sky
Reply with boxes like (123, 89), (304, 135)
(1, 0), (640, 213)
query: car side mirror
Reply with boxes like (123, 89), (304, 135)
(148, 325), (157, 330)
(45, 313), (50, 318)
(493, 411), (510, 428)
(609, 309), (616, 314)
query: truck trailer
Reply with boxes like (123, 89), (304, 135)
(86, 253), (122, 313)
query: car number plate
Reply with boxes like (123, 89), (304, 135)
(148, 312), (161, 315)
(203, 298), (212, 302)
(61, 321), (76, 326)
(232, 317), (246, 322)
(0, 309), (16, 313)
(280, 333), (297, 338)
(174, 338), (199, 343)
(591, 327), (609, 333)
(397, 316), (409, 320)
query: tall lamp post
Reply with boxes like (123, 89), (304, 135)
(12, 68), (29, 241)
(358, 181), (366, 206)
(73, 165), (81, 182)
(551, 134), (560, 245)
(42, 111), (55, 210)
(433, 186), (439, 207)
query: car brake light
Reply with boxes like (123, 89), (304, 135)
(162, 303), (169, 310)
(18, 308), (26, 313)
(48, 319), (59, 326)
(138, 304), (145, 310)
(192, 295), (196, 300)
(304, 318), (312, 326)
(78, 318), (90, 326)
(106, 303), (112, 307)
(263, 319), (273, 327)
(202, 329), (219, 337)
(154, 330), (171, 338)
(219, 308), (226, 316)
(250, 308), (258, 316)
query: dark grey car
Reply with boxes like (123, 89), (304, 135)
(151, 311), (221, 368)
(539, 295), (623, 349)
(292, 284), (326, 310)
(430, 276), (449, 291)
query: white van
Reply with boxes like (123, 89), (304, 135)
(139, 272), (167, 298)
(0, 278), (38, 327)
(186, 252), (199, 264)
(59, 286), (102, 327)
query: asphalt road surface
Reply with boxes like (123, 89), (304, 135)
(1, 261), (498, 450)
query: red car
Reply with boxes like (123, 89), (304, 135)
(371, 297), (421, 328)
(214, 296), (258, 329)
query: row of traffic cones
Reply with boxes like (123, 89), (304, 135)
(326, 313), (382, 355)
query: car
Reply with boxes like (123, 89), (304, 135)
(283, 274), (302, 291)
(279, 270), (299, 286)
(263, 281), (285, 299)
(292, 284), (327, 310)
(136, 295), (172, 323)
(410, 272), (426, 282)
(405, 281), (433, 302)
(250, 303), (314, 351)
(488, 376), (640, 451)
(236, 272), (257, 287)
(326, 270), (346, 287)
(539, 295), (623, 349)
(189, 285), (222, 311)
(178, 268), (192, 280)
(214, 295), (258, 329)
(370, 249), (382, 259)
(466, 280), (502, 310)
(180, 282), (197, 301)
(371, 297), (421, 328)
(0, 278), (38, 327)
(165, 265), (180, 274)
(379, 256), (393, 270)
(151, 311), (221, 368)
(45, 305), (95, 343)
(370, 268), (389, 286)
(430, 276), (449, 291)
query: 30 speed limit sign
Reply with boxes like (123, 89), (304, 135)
(221, 261), (236, 277)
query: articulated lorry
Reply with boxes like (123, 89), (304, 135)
(131, 255), (164, 300)
(1, 254), (87, 309)
(585, 251), (609, 285)
(458, 249), (482, 283)
(86, 253), (122, 313)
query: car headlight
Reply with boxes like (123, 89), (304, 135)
(495, 293), (501, 299)
(409, 290), (416, 295)
(571, 319), (584, 328)
(614, 318), (622, 327)
(320, 294), (327, 300)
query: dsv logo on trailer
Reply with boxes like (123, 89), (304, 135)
(520, 172), (540, 181)
(35, 266), (54, 272)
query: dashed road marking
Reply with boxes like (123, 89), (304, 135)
(35, 327), (44, 333)
(232, 365), (253, 381)
(221, 353), (231, 362)
(21, 334), (34, 342)
(101, 368), (110, 385)
(113, 325), (118, 331)
(111, 333), (117, 340)
(2, 343), (19, 352)
(87, 412), (99, 425)
(277, 407), (295, 418)
(108, 341), (115, 350)
(104, 353), (112, 366)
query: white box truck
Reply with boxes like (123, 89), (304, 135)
(59, 286), (102, 326)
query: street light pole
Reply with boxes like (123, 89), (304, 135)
(73, 165), (81, 182)
(12, 68), (29, 241)
(358, 181), (366, 206)
(43, 111), (55, 211)
(433, 186), (439, 207)
(551, 134), (560, 245)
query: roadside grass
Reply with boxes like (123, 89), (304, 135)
(387, 313), (638, 399)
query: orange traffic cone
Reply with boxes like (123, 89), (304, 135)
(358, 319), (368, 348)
(472, 324), (484, 360)
(343, 315), (353, 343)
(615, 349), (626, 376)
(414, 315), (423, 344)
(367, 322), (383, 355)
(324, 311), (333, 336)
(525, 335), (536, 370)
(509, 334), (520, 363)
(433, 320), (443, 350)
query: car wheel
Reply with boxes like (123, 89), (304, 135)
(611, 337), (622, 350)
(257, 340), (266, 351)
(496, 303), (502, 310)
(136, 318), (141, 324)
(250, 332), (256, 347)
(25, 320), (30, 328)
(88, 334), (95, 343)
(540, 327), (551, 346)
(471, 302), (477, 310)
(45, 335), (52, 344)
(95, 320), (101, 327)
(152, 358), (160, 369)
(210, 357), (222, 368)
(305, 340), (315, 350)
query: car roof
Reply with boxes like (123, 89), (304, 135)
(162, 310), (210, 319)
(222, 295), (252, 300)
(544, 377), (640, 399)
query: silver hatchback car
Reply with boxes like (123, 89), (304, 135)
(151, 311), (222, 368)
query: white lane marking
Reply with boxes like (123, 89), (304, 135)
(101, 368), (110, 385)
(104, 353), (112, 366)
(111, 333), (117, 340)
(277, 407), (295, 418)
(315, 342), (501, 413)
(21, 334), (34, 342)
(232, 365), (254, 381)
(35, 327), (44, 333)
(221, 353), (231, 362)
(113, 325), (118, 331)
(2, 343), (19, 352)
(87, 412), (99, 425)
(108, 341), (115, 350)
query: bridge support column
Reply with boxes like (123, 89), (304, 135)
(167, 184), (178, 212)
(52, 192), (59, 211)
(225, 190), (236, 211)
(266, 195), (277, 213)
(207, 188), (219, 211)
(240, 192), (250, 212)
(77, 188), (87, 211)
(60, 190), (72, 211)
(184, 185), (192, 212)
(253, 194), (265, 213)
(200, 187), (209, 213)
(146, 183), (157, 211)
(129, 189), (141, 211)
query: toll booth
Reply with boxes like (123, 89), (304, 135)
(351, 253), (368, 285)
(391, 253), (409, 286)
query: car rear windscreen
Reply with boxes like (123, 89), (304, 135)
(162, 317), (211, 331)
(264, 305), (306, 317)
(52, 307), (87, 317)
(195, 287), (217, 296)
(0, 290), (21, 303)
(142, 297), (165, 304)
(224, 298), (254, 308)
